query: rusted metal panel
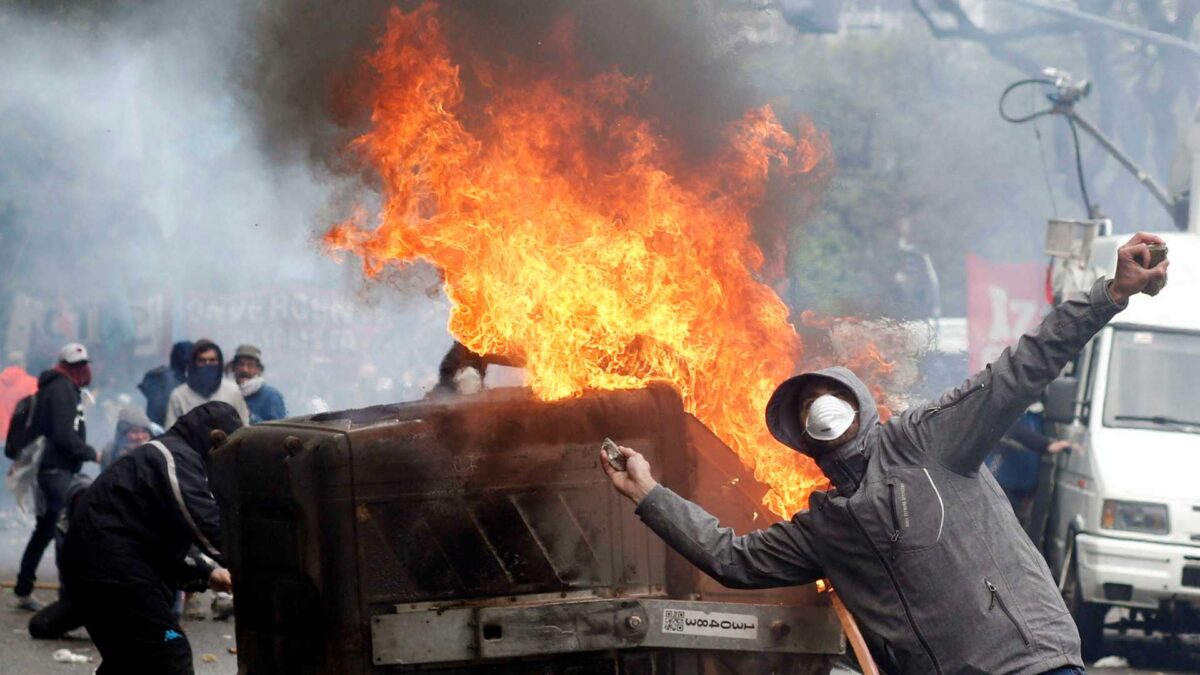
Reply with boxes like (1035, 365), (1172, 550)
(212, 384), (840, 674)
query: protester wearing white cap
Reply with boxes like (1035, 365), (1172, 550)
(12, 342), (100, 611)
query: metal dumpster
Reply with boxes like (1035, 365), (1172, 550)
(209, 384), (842, 673)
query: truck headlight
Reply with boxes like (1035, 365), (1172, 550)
(1101, 500), (1170, 535)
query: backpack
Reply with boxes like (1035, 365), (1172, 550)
(5, 393), (40, 460)
(4, 392), (45, 513)
(4, 436), (44, 513)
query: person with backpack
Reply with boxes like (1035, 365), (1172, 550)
(11, 342), (100, 611)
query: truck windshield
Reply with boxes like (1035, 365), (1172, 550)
(1103, 329), (1200, 434)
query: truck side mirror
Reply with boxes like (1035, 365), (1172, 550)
(1044, 376), (1078, 424)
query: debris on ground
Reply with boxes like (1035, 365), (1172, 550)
(1093, 655), (1131, 668)
(51, 648), (91, 664)
(200, 653), (218, 663)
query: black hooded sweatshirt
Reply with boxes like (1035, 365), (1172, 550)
(36, 370), (96, 475)
(62, 401), (243, 589)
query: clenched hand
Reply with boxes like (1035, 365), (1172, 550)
(599, 444), (659, 506)
(1107, 232), (1169, 305)
(208, 567), (233, 594)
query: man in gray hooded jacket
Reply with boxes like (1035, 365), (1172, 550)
(602, 233), (1169, 674)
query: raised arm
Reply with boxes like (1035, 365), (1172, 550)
(901, 232), (1167, 475)
(601, 445), (823, 589)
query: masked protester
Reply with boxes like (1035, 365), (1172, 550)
(139, 341), (193, 427)
(11, 343), (100, 611)
(601, 233), (1170, 675)
(164, 339), (248, 428)
(62, 401), (243, 674)
(230, 344), (286, 423)
(100, 406), (156, 472)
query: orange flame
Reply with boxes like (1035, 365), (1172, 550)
(327, 3), (834, 515)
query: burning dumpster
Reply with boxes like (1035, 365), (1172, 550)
(210, 384), (843, 673)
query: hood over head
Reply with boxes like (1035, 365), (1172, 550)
(187, 339), (225, 397)
(166, 400), (243, 459)
(114, 406), (155, 440)
(187, 339), (221, 372)
(170, 341), (194, 378)
(765, 366), (879, 494)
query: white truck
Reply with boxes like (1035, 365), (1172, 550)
(1041, 230), (1200, 658)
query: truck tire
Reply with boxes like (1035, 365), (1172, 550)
(1061, 544), (1106, 663)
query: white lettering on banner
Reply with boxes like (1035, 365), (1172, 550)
(967, 255), (1048, 372)
(982, 284), (1039, 365)
(661, 609), (758, 639)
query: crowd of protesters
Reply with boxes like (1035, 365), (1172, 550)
(1, 337), (288, 668)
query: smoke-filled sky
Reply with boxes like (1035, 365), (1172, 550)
(0, 0), (1194, 417)
(0, 1), (455, 410)
(0, 0), (812, 413)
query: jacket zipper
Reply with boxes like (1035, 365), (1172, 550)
(887, 481), (902, 561)
(848, 507), (943, 674)
(927, 382), (986, 417)
(985, 578), (1031, 647)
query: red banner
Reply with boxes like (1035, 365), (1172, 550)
(966, 255), (1047, 372)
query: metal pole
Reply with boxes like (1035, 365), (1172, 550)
(1059, 107), (1178, 222)
(998, 0), (1200, 60)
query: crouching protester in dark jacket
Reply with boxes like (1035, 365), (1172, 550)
(28, 475), (91, 639)
(601, 233), (1169, 675)
(61, 401), (243, 674)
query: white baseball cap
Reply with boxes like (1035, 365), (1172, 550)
(58, 342), (89, 364)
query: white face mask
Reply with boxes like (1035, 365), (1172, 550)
(805, 394), (858, 441)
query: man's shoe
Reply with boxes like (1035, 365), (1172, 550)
(13, 594), (43, 611)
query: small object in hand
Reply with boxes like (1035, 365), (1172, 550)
(602, 438), (626, 472)
(1144, 244), (1168, 296)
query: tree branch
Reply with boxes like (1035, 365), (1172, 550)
(911, 0), (1044, 75)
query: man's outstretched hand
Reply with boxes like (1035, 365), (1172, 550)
(1108, 232), (1169, 305)
(599, 444), (659, 506)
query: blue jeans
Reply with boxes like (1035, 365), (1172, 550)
(15, 471), (73, 597)
(1041, 667), (1086, 674)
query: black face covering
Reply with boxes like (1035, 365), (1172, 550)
(188, 364), (223, 397)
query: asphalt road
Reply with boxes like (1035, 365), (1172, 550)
(1, 499), (1195, 674)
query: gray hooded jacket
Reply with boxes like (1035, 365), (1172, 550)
(635, 278), (1124, 674)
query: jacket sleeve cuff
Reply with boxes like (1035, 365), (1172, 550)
(634, 484), (668, 518)
(1091, 277), (1126, 317)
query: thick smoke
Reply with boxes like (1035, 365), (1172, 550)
(0, 1), (456, 441)
(240, 0), (765, 167)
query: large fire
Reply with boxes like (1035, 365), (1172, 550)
(327, 3), (838, 515)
